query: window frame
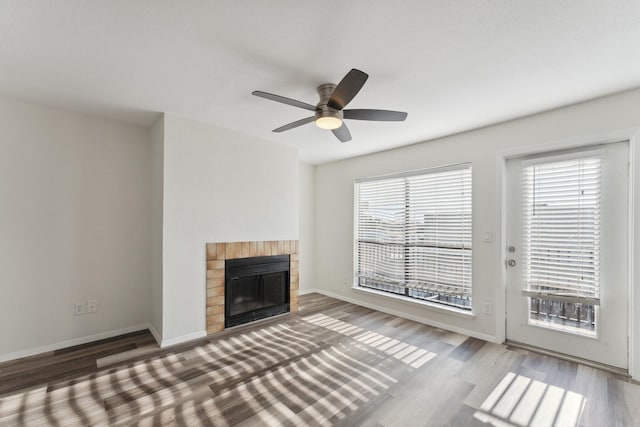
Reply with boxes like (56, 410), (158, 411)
(353, 163), (473, 314)
(519, 149), (604, 336)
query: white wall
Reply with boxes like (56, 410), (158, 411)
(0, 97), (151, 360)
(314, 88), (640, 373)
(298, 162), (315, 292)
(162, 114), (299, 344)
(149, 115), (164, 341)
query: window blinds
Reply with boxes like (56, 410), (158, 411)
(356, 165), (472, 301)
(521, 155), (601, 304)
(357, 177), (406, 286)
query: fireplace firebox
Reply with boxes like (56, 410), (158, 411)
(225, 255), (290, 328)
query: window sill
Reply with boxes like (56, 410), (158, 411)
(351, 286), (476, 319)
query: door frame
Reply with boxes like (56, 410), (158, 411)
(496, 128), (640, 379)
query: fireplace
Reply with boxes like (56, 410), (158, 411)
(206, 240), (299, 335)
(225, 255), (290, 328)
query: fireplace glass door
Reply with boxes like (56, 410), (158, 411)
(225, 255), (290, 327)
(228, 272), (288, 317)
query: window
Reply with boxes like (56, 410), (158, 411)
(355, 164), (472, 310)
(522, 153), (601, 333)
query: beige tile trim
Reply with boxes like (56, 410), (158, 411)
(205, 240), (300, 335)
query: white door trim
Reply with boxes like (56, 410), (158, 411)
(496, 127), (640, 379)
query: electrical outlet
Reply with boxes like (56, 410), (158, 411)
(87, 300), (98, 313)
(74, 302), (85, 315)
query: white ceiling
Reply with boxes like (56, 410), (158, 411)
(1, 1), (640, 164)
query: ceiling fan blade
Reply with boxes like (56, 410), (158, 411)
(272, 116), (315, 133)
(327, 69), (369, 110)
(331, 122), (352, 143)
(343, 109), (408, 121)
(252, 91), (317, 111)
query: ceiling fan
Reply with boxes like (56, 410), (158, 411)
(252, 69), (407, 143)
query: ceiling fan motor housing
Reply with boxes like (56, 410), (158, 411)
(315, 83), (343, 122)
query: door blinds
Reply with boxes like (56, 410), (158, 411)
(356, 165), (472, 303)
(521, 154), (602, 304)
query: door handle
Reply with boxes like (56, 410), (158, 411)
(507, 259), (516, 267)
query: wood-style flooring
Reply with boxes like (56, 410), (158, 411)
(1, 293), (639, 426)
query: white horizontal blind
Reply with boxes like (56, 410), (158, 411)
(357, 178), (406, 286)
(521, 155), (601, 304)
(405, 169), (472, 296)
(356, 165), (472, 307)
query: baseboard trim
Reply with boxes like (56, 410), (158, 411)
(0, 324), (151, 363)
(299, 288), (320, 296)
(160, 330), (207, 348)
(148, 323), (162, 346)
(310, 288), (498, 344)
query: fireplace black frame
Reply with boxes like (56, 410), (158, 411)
(224, 255), (290, 328)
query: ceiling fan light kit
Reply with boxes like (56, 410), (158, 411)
(252, 69), (407, 143)
(315, 116), (342, 130)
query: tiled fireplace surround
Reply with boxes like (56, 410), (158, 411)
(205, 240), (299, 334)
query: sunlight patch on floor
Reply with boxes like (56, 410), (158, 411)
(302, 313), (436, 368)
(474, 372), (585, 427)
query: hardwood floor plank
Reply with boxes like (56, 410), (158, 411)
(96, 342), (160, 369)
(53, 330), (149, 355)
(606, 376), (632, 426)
(449, 337), (487, 362)
(442, 402), (490, 427)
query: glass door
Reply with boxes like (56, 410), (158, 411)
(505, 141), (629, 369)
